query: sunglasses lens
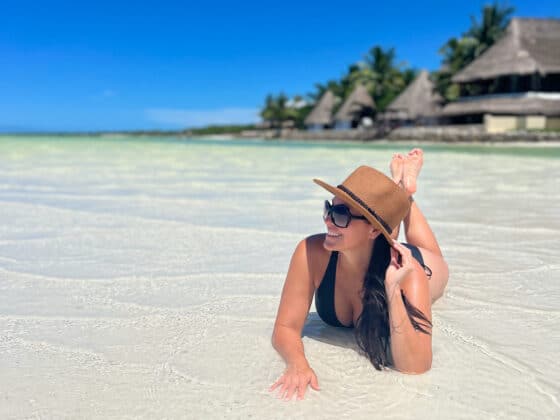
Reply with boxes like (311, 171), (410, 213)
(323, 201), (353, 228)
(331, 206), (350, 228)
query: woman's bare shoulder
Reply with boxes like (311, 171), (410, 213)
(300, 234), (329, 257)
(298, 234), (330, 286)
(304, 233), (326, 248)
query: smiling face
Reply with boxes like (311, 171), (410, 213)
(323, 197), (379, 252)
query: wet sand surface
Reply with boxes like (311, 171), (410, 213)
(1, 137), (559, 419)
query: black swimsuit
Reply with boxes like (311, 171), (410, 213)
(314, 244), (428, 328)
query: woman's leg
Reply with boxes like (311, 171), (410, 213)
(389, 153), (405, 240)
(391, 149), (449, 301)
(403, 200), (441, 256)
(404, 200), (448, 302)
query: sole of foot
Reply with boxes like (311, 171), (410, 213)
(390, 153), (405, 186)
(404, 148), (423, 195)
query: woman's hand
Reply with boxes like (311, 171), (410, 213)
(269, 362), (320, 400)
(385, 241), (415, 298)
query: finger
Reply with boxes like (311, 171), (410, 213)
(391, 241), (412, 265)
(297, 378), (307, 400)
(400, 248), (412, 267)
(391, 240), (411, 254)
(310, 373), (320, 391)
(269, 376), (284, 392)
(389, 247), (400, 267)
(285, 381), (298, 401)
(278, 377), (291, 399)
(389, 244), (403, 268)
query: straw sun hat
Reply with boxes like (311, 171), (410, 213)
(313, 166), (411, 242)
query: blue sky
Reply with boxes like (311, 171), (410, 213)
(1, 1), (558, 132)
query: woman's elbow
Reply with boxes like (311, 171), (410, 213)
(397, 354), (432, 374)
(271, 324), (287, 350)
(271, 327), (280, 349)
(409, 358), (432, 374)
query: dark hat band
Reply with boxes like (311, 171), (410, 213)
(337, 185), (392, 234)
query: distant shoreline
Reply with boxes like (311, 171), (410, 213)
(2, 126), (560, 143)
(237, 126), (560, 143)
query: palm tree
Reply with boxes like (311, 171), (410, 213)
(310, 79), (346, 102)
(434, 37), (479, 100)
(309, 46), (416, 113)
(433, 2), (515, 101)
(402, 68), (417, 86)
(261, 93), (312, 130)
(361, 46), (413, 111)
(260, 93), (290, 128)
(467, 1), (515, 57)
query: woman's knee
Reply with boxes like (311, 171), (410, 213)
(418, 249), (448, 302)
(430, 258), (449, 302)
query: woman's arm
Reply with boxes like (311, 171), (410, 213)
(270, 237), (320, 400)
(385, 241), (432, 374)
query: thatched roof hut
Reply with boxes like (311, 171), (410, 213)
(453, 18), (560, 83)
(383, 70), (442, 121)
(334, 84), (376, 127)
(304, 90), (337, 128)
(443, 93), (560, 117)
(443, 18), (560, 131)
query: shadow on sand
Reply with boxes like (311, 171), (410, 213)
(302, 312), (360, 352)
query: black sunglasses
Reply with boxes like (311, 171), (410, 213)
(323, 200), (368, 228)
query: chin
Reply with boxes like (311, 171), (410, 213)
(323, 237), (341, 251)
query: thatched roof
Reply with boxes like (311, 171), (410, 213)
(442, 93), (560, 116)
(304, 90), (336, 126)
(453, 18), (560, 83)
(334, 84), (376, 122)
(384, 70), (443, 119)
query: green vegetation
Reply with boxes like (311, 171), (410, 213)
(260, 94), (313, 129)
(313, 47), (417, 112)
(261, 46), (416, 129)
(186, 124), (256, 135)
(0, 125), (258, 137)
(433, 1), (515, 100)
(260, 1), (515, 127)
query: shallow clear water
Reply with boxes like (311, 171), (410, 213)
(1, 135), (559, 419)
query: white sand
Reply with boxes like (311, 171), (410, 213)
(1, 137), (559, 419)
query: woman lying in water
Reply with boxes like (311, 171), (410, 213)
(269, 149), (449, 400)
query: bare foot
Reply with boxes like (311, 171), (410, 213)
(390, 153), (405, 186)
(404, 148), (423, 195)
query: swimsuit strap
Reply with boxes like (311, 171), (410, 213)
(401, 243), (432, 278)
(315, 252), (350, 328)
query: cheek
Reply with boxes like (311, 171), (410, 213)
(346, 224), (372, 244)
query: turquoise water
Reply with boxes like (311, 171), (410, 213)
(3, 134), (560, 158)
(1, 134), (559, 418)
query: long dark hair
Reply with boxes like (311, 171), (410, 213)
(354, 235), (432, 370)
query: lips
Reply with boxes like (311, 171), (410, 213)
(326, 230), (341, 238)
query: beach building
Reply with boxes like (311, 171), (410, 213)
(381, 70), (443, 127)
(281, 120), (295, 129)
(304, 90), (337, 131)
(333, 84), (376, 130)
(442, 18), (560, 133)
